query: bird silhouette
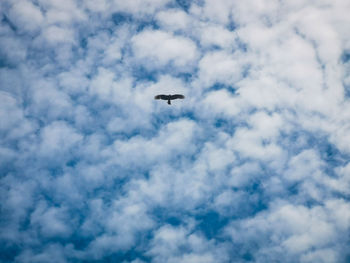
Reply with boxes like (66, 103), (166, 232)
(154, 94), (185, 105)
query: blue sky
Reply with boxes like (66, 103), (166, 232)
(1, 0), (350, 262)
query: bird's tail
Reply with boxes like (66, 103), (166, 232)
(168, 100), (171, 105)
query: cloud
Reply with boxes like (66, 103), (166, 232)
(156, 9), (191, 32)
(43, 26), (75, 44)
(194, 0), (234, 25)
(8, 0), (44, 33)
(38, 121), (83, 159)
(106, 119), (198, 170)
(147, 224), (228, 263)
(30, 201), (73, 238)
(0, 92), (36, 141)
(225, 199), (350, 262)
(111, 0), (172, 16)
(1, 0), (350, 262)
(131, 30), (198, 70)
(199, 51), (243, 88)
(0, 36), (27, 65)
(199, 25), (236, 49)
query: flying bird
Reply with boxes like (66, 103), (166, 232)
(154, 94), (185, 105)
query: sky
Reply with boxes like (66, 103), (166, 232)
(1, 0), (350, 262)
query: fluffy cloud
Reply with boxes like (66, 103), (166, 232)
(198, 50), (246, 88)
(225, 199), (350, 262)
(1, 0), (350, 262)
(111, 0), (172, 16)
(148, 224), (228, 263)
(156, 9), (191, 32)
(8, 0), (44, 33)
(132, 30), (198, 70)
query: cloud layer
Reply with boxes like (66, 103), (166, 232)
(1, 0), (350, 262)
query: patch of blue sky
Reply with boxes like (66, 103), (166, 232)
(341, 51), (350, 64)
(174, 0), (193, 11)
(210, 82), (238, 93)
(213, 118), (236, 134)
(112, 12), (159, 33)
(0, 57), (9, 68)
(0, 244), (20, 263)
(131, 65), (159, 82)
(344, 85), (350, 98)
(152, 207), (184, 226)
(341, 52), (350, 97)
(151, 114), (184, 130)
(151, 209), (235, 250)
(227, 18), (237, 32)
(176, 72), (194, 82)
(196, 211), (229, 240)
(0, 157), (16, 177)
(111, 12), (133, 26)
(320, 140), (349, 167)
(136, 20), (160, 33)
(132, 62), (196, 83)
(1, 13), (17, 32)
(235, 39), (248, 53)
(132, 71), (195, 87)
(94, 251), (151, 263)
(79, 37), (88, 49)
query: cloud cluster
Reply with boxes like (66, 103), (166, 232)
(1, 0), (350, 262)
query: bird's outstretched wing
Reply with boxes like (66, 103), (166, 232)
(154, 95), (168, 100)
(170, 94), (185, 100)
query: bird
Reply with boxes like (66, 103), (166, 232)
(154, 94), (185, 105)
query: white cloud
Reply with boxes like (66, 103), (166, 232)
(201, 142), (235, 172)
(201, 89), (241, 117)
(105, 119), (198, 169)
(132, 30), (198, 70)
(156, 9), (191, 32)
(84, 0), (108, 13)
(199, 25), (236, 49)
(225, 200), (349, 261)
(148, 225), (228, 263)
(29, 79), (74, 120)
(81, 196), (156, 259)
(0, 37), (27, 64)
(228, 111), (285, 163)
(300, 248), (337, 263)
(30, 201), (73, 238)
(38, 0), (86, 23)
(15, 244), (67, 263)
(110, 0), (171, 16)
(1, 0), (350, 262)
(43, 25), (75, 44)
(0, 92), (36, 140)
(8, 0), (44, 33)
(89, 67), (134, 107)
(284, 150), (323, 182)
(231, 0), (281, 26)
(194, 0), (233, 25)
(58, 68), (90, 95)
(103, 39), (122, 64)
(38, 121), (83, 162)
(229, 161), (261, 188)
(198, 50), (245, 88)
